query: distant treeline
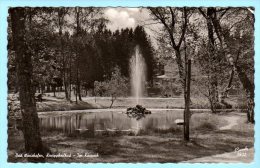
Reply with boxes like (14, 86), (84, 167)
(8, 12), (154, 95)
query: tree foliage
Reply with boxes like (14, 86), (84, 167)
(94, 67), (129, 108)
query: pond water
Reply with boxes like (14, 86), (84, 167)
(39, 110), (183, 137)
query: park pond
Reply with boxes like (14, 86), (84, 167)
(39, 109), (185, 137)
(38, 109), (227, 138)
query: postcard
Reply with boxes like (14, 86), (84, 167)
(0, 0), (259, 167)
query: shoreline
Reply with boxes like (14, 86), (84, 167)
(37, 108), (244, 116)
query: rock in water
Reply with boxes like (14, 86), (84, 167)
(126, 105), (151, 119)
(144, 110), (151, 114)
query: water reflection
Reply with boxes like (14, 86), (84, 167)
(39, 110), (182, 136)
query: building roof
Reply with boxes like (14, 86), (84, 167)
(156, 74), (175, 79)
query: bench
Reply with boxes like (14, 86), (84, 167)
(35, 93), (43, 102)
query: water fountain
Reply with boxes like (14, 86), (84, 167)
(130, 46), (146, 104)
(126, 46), (151, 117)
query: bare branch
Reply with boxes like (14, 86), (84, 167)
(169, 7), (175, 32)
(198, 8), (207, 18)
(149, 8), (177, 48)
(177, 7), (188, 48)
(218, 8), (231, 20)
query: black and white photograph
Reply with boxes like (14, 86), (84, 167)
(7, 7), (254, 163)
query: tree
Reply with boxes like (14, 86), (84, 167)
(149, 7), (192, 141)
(9, 7), (45, 162)
(215, 8), (254, 123)
(72, 7), (106, 103)
(198, 8), (222, 113)
(94, 67), (129, 108)
(56, 7), (70, 100)
(199, 7), (254, 122)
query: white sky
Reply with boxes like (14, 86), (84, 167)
(104, 8), (140, 31)
(104, 8), (160, 48)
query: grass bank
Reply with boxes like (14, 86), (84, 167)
(8, 92), (244, 115)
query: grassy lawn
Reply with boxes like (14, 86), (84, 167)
(9, 96), (241, 119)
(8, 92), (244, 120)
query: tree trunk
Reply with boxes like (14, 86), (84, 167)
(58, 8), (69, 101)
(78, 80), (82, 101)
(174, 50), (185, 86)
(75, 85), (78, 104)
(220, 49), (241, 108)
(68, 50), (72, 101)
(10, 8), (45, 162)
(206, 8), (219, 113)
(64, 81), (69, 100)
(236, 65), (254, 123)
(46, 84), (50, 92)
(68, 65), (71, 100)
(53, 86), (56, 97)
(76, 67), (82, 102)
(110, 96), (116, 108)
(184, 60), (191, 141)
(75, 7), (82, 102)
(41, 84), (44, 94)
(246, 96), (254, 123)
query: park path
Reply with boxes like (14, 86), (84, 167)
(219, 115), (240, 130)
(184, 147), (254, 163)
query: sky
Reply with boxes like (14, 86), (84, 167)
(104, 8), (142, 31)
(104, 7), (161, 48)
